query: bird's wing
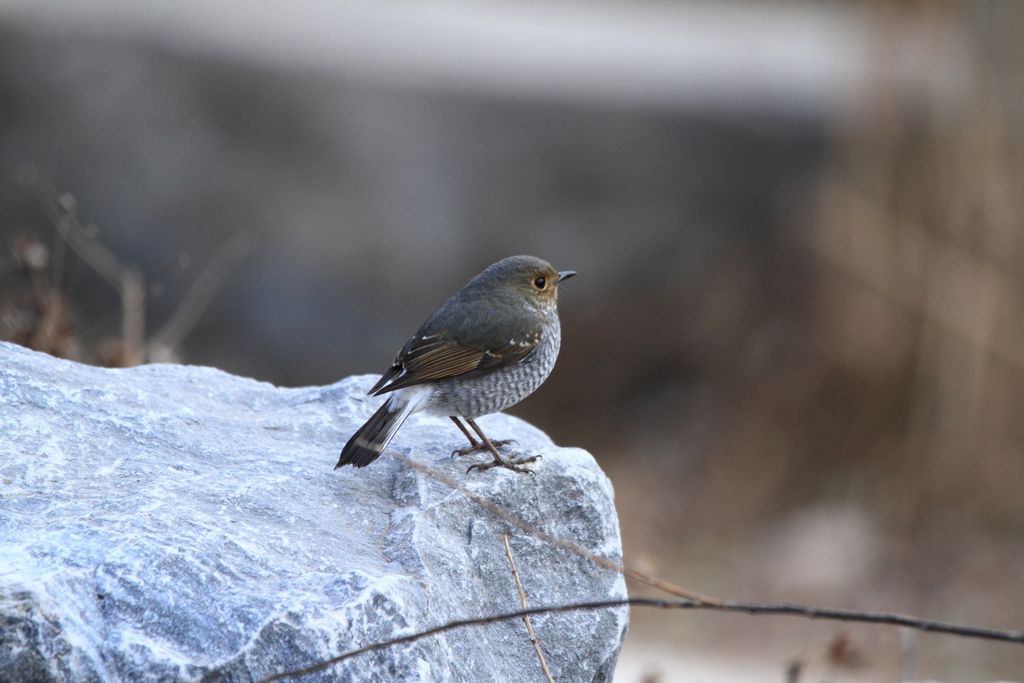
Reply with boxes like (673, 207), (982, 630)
(369, 330), (540, 396)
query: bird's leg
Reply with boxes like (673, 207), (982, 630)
(462, 417), (539, 474)
(450, 416), (481, 456)
(450, 416), (516, 457)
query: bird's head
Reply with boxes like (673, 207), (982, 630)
(476, 255), (576, 306)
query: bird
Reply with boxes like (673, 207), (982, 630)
(335, 255), (576, 474)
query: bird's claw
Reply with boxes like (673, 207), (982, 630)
(451, 438), (517, 458)
(465, 454), (540, 475)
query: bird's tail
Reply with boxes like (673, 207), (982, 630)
(335, 394), (415, 468)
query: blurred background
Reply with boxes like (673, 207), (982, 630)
(2, 1), (1023, 680)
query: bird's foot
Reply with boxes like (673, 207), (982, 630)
(451, 439), (517, 457)
(466, 454), (541, 475)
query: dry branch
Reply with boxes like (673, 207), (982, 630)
(394, 452), (716, 604)
(150, 231), (251, 352)
(257, 596), (1024, 682)
(502, 532), (554, 683)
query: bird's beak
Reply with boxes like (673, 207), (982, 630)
(557, 270), (577, 282)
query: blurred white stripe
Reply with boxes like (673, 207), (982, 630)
(0, 0), (968, 116)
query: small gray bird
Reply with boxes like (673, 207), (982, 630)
(336, 255), (575, 474)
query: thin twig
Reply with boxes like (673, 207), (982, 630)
(257, 596), (1024, 682)
(393, 452), (718, 604)
(502, 532), (554, 683)
(121, 268), (145, 366)
(150, 231), (251, 350)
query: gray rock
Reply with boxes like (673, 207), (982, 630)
(0, 341), (628, 682)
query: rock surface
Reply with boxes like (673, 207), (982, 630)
(0, 342), (627, 682)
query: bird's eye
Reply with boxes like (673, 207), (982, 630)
(533, 276), (546, 290)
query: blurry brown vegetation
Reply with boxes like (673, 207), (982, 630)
(814, 53), (1024, 530)
(1, 232), (78, 359)
(604, 5), (1024, 679)
(2, 169), (249, 368)
(602, 6), (1023, 536)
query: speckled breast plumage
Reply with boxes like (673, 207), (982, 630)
(426, 313), (561, 418)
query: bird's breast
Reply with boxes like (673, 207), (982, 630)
(425, 318), (561, 418)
